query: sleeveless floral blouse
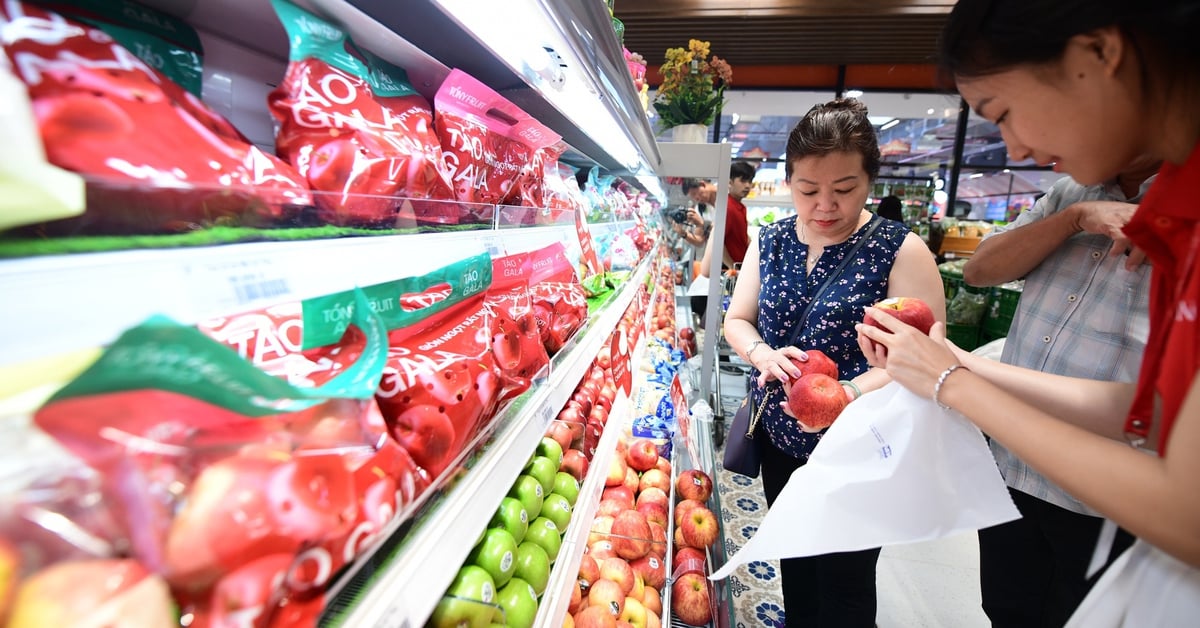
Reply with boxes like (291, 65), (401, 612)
(752, 214), (909, 460)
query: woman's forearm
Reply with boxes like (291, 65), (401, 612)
(958, 350), (1135, 440)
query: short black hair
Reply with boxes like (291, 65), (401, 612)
(681, 178), (704, 195)
(876, 195), (904, 222)
(729, 161), (756, 183)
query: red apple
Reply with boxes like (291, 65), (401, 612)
(643, 586), (662, 617)
(674, 499), (705, 527)
(589, 405), (610, 427)
(7, 559), (175, 627)
(653, 457), (672, 476)
(610, 511), (652, 560)
(588, 578), (625, 616)
(637, 470), (670, 495)
(635, 501), (668, 530)
(589, 538), (617, 562)
(578, 553), (601, 589)
(681, 507), (719, 549)
(569, 579), (584, 615)
(575, 605), (618, 628)
(599, 558), (635, 596)
(620, 596), (648, 628)
(546, 420), (574, 451)
(675, 470), (712, 503)
(787, 373), (848, 430)
(673, 547), (707, 577)
(597, 497), (625, 520)
(388, 403), (457, 476)
(671, 573), (713, 626)
(602, 486), (635, 510)
(590, 516), (616, 547)
(673, 526), (690, 550)
(647, 523), (668, 560)
(624, 439), (659, 472)
(606, 456), (628, 487)
(865, 296), (936, 335)
(787, 348), (839, 380)
(622, 467), (640, 496)
(561, 448), (590, 481)
(630, 555), (666, 590)
(635, 486), (669, 511)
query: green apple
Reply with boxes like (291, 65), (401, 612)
(512, 541), (551, 596)
(535, 437), (564, 467)
(508, 474), (543, 520)
(466, 527), (518, 588)
(551, 471), (580, 506)
(490, 496), (529, 545)
(495, 577), (539, 628)
(429, 565), (496, 628)
(523, 516), (562, 563)
(524, 455), (557, 495)
(540, 492), (572, 532)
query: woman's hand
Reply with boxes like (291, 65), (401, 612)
(855, 306), (960, 399)
(752, 345), (806, 388)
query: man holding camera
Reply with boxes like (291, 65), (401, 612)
(682, 160), (755, 276)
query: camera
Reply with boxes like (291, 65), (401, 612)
(669, 208), (690, 224)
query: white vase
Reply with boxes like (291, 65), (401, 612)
(671, 123), (709, 143)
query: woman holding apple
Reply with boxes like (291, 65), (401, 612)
(723, 98), (946, 626)
(857, 0), (1200, 623)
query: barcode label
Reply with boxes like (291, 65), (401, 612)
(230, 274), (290, 305)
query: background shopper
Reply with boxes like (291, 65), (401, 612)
(963, 161), (1158, 626)
(858, 2), (1200, 622)
(875, 195), (905, 223)
(723, 98), (945, 627)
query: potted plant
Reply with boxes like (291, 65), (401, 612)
(653, 40), (733, 142)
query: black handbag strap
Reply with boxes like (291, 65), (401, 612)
(753, 215), (882, 407)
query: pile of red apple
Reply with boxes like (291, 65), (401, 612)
(431, 436), (581, 628)
(670, 469), (717, 627)
(565, 437), (671, 628)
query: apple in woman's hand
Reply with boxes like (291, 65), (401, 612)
(862, 297), (936, 356)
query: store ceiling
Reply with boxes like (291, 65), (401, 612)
(613, 0), (954, 69)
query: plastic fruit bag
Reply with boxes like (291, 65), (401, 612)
(0, 1), (313, 235)
(487, 251), (550, 400)
(268, 0), (454, 226)
(32, 291), (399, 607)
(376, 253), (508, 480)
(527, 241), (588, 355)
(434, 69), (560, 211)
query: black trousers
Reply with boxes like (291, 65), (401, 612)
(978, 487), (1136, 628)
(759, 436), (880, 628)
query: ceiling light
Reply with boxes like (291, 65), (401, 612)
(881, 119), (899, 131)
(845, 89), (864, 98)
(926, 108), (936, 115)
(968, 172), (984, 179)
(1002, 168), (1011, 173)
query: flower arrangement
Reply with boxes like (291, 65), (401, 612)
(653, 39), (733, 130)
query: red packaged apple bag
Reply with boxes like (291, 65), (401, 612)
(434, 69), (560, 212)
(32, 291), (411, 616)
(268, 0), (454, 226)
(487, 251), (551, 399)
(0, 1), (313, 234)
(376, 254), (511, 480)
(527, 241), (588, 354)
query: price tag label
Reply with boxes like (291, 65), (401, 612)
(481, 235), (505, 257)
(187, 256), (293, 312)
(538, 403), (555, 428)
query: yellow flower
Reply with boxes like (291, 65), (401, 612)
(653, 39), (733, 129)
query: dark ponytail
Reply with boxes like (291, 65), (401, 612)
(785, 98), (881, 182)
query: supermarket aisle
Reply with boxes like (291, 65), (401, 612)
(716, 450), (990, 628)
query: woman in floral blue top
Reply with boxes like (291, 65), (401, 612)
(724, 99), (946, 626)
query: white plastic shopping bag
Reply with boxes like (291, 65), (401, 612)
(712, 381), (1019, 579)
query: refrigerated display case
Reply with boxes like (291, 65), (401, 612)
(0, 1), (737, 626)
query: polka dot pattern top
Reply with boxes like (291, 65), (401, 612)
(753, 214), (908, 460)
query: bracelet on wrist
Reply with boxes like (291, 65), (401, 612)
(933, 364), (968, 410)
(839, 379), (862, 401)
(746, 340), (769, 363)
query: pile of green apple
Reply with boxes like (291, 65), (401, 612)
(429, 436), (580, 628)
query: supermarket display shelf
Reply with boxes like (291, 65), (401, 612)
(535, 393), (627, 627)
(0, 225), (574, 367)
(323, 254), (653, 628)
